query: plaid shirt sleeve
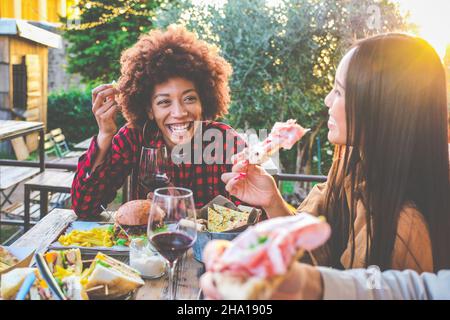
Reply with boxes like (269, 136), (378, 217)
(71, 126), (136, 218)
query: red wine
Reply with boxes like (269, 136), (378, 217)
(151, 232), (194, 263)
(138, 174), (170, 198)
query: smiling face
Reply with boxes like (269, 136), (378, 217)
(149, 77), (203, 149)
(324, 48), (355, 145)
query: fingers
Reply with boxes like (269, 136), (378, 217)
(92, 84), (114, 102)
(231, 159), (249, 173)
(225, 173), (246, 194)
(94, 99), (117, 118)
(92, 87), (117, 113)
(102, 101), (120, 119)
(199, 273), (222, 300)
(231, 148), (247, 164)
(221, 172), (239, 184)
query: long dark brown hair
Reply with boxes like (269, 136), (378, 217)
(325, 33), (450, 271)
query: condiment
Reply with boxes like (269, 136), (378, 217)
(129, 238), (166, 279)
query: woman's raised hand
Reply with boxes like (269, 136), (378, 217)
(221, 156), (280, 209)
(91, 83), (120, 139)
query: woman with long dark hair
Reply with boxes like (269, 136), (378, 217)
(220, 33), (450, 273)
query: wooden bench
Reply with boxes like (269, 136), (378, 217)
(50, 128), (84, 158)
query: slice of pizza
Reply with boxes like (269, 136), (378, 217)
(213, 204), (249, 231)
(208, 207), (225, 232)
(234, 119), (309, 165)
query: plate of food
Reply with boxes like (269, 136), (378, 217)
(0, 248), (145, 300)
(192, 196), (262, 262)
(48, 200), (152, 255)
(0, 246), (35, 275)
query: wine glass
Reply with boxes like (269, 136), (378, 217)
(147, 187), (197, 300)
(138, 146), (171, 199)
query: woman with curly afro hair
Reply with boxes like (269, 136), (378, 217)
(71, 25), (245, 218)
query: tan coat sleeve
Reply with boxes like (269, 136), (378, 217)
(297, 182), (329, 217)
(391, 208), (434, 273)
(297, 182), (332, 266)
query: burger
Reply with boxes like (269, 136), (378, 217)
(113, 200), (152, 245)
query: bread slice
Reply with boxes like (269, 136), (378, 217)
(83, 252), (144, 298)
(0, 268), (37, 299)
(211, 250), (304, 300)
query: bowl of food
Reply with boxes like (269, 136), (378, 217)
(192, 196), (261, 262)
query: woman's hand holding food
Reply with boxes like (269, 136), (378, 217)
(200, 262), (323, 300)
(200, 240), (324, 300)
(91, 83), (119, 170)
(221, 155), (293, 218)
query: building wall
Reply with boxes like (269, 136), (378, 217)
(48, 37), (84, 93)
(0, 0), (15, 18)
(0, 0), (69, 23)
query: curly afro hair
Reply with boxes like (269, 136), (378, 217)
(117, 24), (233, 127)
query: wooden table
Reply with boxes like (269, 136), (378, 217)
(73, 137), (92, 151)
(10, 208), (204, 300)
(0, 120), (45, 227)
(0, 120), (45, 172)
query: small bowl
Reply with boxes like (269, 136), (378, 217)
(192, 231), (240, 263)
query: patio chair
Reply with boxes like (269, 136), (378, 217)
(50, 128), (84, 158)
(43, 133), (59, 158)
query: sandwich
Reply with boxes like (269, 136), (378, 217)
(202, 213), (331, 299)
(44, 248), (83, 276)
(113, 200), (153, 245)
(0, 246), (20, 272)
(81, 252), (144, 298)
(1, 268), (37, 299)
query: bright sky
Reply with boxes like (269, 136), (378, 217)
(393, 0), (450, 58)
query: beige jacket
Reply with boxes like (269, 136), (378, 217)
(298, 179), (433, 273)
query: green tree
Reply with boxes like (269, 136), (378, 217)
(156, 0), (407, 174)
(62, 0), (169, 85)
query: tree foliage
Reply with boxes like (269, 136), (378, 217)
(62, 0), (169, 85)
(156, 0), (407, 173)
(63, 0), (407, 174)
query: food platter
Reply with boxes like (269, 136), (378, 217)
(48, 221), (131, 255)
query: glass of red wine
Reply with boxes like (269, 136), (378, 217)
(138, 146), (171, 199)
(147, 187), (197, 300)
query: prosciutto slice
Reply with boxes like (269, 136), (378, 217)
(238, 119), (309, 165)
(204, 213), (331, 278)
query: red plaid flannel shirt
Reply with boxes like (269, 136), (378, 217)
(71, 121), (245, 218)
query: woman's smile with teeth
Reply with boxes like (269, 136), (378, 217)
(167, 122), (192, 133)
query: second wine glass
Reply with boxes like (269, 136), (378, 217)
(147, 187), (197, 300)
(138, 146), (171, 199)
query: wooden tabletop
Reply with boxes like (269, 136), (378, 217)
(0, 166), (40, 190)
(10, 208), (204, 300)
(0, 120), (45, 141)
(24, 170), (75, 191)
